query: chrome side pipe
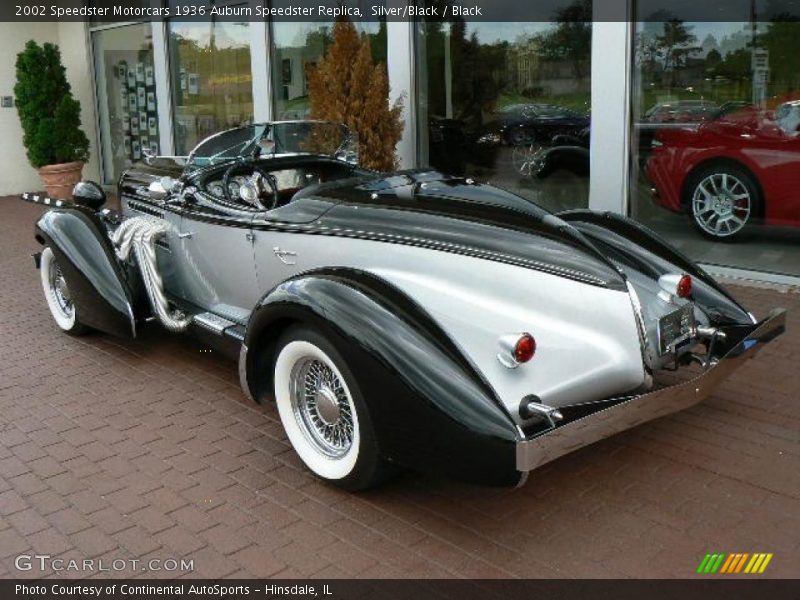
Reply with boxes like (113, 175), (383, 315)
(110, 216), (192, 333)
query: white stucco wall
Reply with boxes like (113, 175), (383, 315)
(57, 22), (102, 188)
(0, 23), (57, 195)
(0, 22), (100, 196)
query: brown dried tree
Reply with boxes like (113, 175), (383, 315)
(307, 21), (404, 172)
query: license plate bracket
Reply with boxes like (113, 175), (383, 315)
(657, 304), (695, 355)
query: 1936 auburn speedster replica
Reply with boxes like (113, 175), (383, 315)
(22, 121), (786, 490)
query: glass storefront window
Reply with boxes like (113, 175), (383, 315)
(632, 16), (800, 275)
(92, 23), (158, 184)
(415, 8), (592, 213)
(169, 20), (254, 155)
(270, 21), (387, 120)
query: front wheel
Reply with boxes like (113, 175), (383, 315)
(273, 326), (389, 490)
(687, 166), (762, 240)
(39, 247), (89, 336)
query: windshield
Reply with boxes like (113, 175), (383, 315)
(186, 121), (357, 168)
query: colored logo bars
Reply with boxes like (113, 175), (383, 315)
(697, 553), (773, 574)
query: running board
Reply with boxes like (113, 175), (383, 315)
(189, 312), (245, 360)
(193, 312), (238, 335)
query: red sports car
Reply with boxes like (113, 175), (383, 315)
(646, 100), (800, 240)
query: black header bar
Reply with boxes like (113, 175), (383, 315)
(4, 0), (800, 23)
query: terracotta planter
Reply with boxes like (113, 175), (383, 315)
(38, 161), (84, 199)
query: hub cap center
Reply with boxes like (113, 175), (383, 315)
(715, 195), (733, 215)
(315, 386), (341, 425)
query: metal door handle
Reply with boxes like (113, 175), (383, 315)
(178, 231), (194, 239)
(273, 247), (297, 265)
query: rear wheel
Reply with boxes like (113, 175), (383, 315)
(39, 247), (89, 336)
(273, 326), (389, 490)
(687, 165), (761, 240)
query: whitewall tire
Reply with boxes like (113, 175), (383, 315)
(39, 247), (88, 336)
(273, 326), (388, 490)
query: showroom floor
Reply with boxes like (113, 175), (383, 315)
(1, 196), (799, 579)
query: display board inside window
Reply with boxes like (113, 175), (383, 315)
(92, 24), (159, 184)
(116, 58), (159, 161)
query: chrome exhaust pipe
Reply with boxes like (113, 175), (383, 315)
(111, 216), (192, 333)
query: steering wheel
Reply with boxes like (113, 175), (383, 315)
(221, 163), (279, 210)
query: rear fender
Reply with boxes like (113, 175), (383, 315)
(242, 268), (522, 486)
(35, 207), (136, 338)
(558, 210), (754, 325)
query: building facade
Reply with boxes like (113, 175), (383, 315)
(1, 1), (798, 284)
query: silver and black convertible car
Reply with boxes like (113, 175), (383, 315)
(22, 121), (786, 490)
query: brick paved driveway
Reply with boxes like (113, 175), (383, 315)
(1, 196), (799, 579)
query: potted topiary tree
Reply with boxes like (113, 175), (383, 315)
(15, 40), (90, 199)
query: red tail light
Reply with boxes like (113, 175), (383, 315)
(677, 274), (692, 298)
(514, 334), (536, 363)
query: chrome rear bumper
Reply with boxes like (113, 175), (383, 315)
(516, 309), (787, 472)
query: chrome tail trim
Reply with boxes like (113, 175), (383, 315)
(21, 192), (71, 208)
(625, 280), (654, 388)
(517, 309), (787, 472)
(110, 216), (192, 333)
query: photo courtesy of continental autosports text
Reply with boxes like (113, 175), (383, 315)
(15, 583), (332, 597)
(0, 0), (797, 597)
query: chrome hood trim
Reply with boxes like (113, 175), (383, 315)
(517, 308), (786, 472)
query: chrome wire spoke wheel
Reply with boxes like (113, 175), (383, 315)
(511, 144), (543, 177)
(49, 261), (74, 319)
(274, 338), (361, 480)
(290, 357), (354, 458)
(40, 247), (78, 331)
(691, 172), (752, 238)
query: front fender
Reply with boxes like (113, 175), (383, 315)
(36, 207), (136, 338)
(243, 269), (523, 486)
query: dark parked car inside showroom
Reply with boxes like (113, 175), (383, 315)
(477, 103), (590, 147)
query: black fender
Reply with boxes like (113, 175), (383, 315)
(35, 207), (137, 338)
(242, 268), (522, 487)
(558, 209), (754, 325)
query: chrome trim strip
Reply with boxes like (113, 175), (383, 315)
(516, 309), (786, 472)
(127, 200), (165, 219)
(625, 280), (654, 381)
(306, 225), (608, 286)
(132, 197), (617, 288)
